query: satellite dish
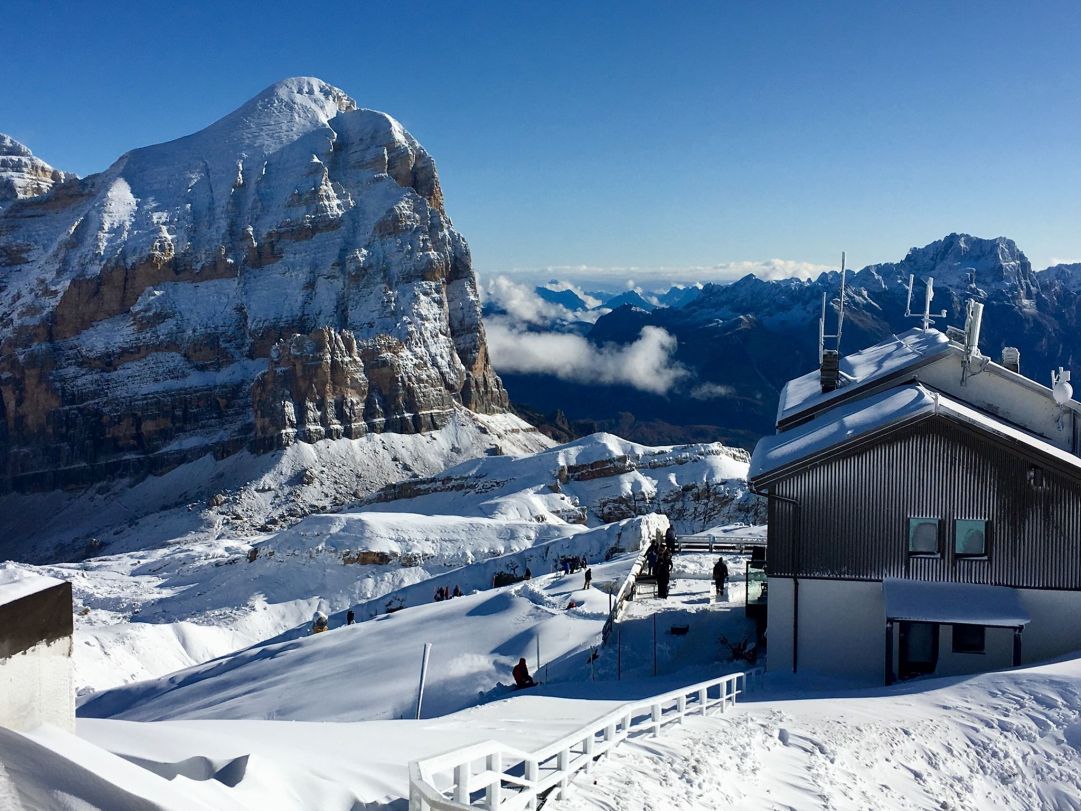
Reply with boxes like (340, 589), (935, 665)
(1052, 368), (1073, 406)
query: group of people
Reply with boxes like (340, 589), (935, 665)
(559, 555), (588, 575)
(433, 584), (464, 602)
(646, 535), (675, 598)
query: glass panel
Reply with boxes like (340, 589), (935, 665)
(908, 518), (939, 554)
(903, 622), (936, 664)
(955, 520), (987, 556)
(952, 624), (985, 653)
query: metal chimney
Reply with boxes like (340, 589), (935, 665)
(1001, 346), (1020, 374)
(820, 349), (840, 392)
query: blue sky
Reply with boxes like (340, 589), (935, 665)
(2, 1), (1080, 282)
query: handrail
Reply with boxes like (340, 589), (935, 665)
(408, 666), (764, 810)
(599, 544), (649, 645)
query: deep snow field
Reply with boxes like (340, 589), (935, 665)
(1, 425), (758, 697)
(5, 551), (1081, 810)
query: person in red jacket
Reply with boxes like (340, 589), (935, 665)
(512, 658), (537, 689)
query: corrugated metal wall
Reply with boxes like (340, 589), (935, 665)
(767, 416), (1081, 588)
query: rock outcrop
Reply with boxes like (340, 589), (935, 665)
(0, 135), (72, 214)
(0, 78), (507, 491)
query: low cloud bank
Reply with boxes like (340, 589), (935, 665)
(486, 320), (688, 395)
(485, 259), (832, 289)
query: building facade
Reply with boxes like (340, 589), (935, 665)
(751, 327), (1081, 684)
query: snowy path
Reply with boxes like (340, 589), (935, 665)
(545, 658), (1081, 811)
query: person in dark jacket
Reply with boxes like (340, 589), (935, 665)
(646, 544), (658, 576)
(453, 585), (463, 598)
(346, 609), (356, 625)
(524, 567), (532, 580)
(713, 558), (729, 597)
(656, 548), (672, 599)
(512, 657), (537, 689)
(584, 567), (592, 589)
(664, 525), (677, 553)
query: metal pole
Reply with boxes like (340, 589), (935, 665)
(591, 647), (595, 681)
(536, 634), (541, 673)
(415, 642), (432, 719)
(653, 613), (657, 676)
(617, 624), (622, 680)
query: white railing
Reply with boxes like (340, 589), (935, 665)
(408, 667), (764, 811)
(599, 545), (649, 645)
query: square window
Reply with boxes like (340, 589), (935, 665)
(907, 518), (940, 555)
(955, 520), (988, 557)
(952, 624), (986, 653)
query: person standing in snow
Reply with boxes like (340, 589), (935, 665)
(524, 567), (532, 580)
(656, 548), (672, 599)
(512, 657), (537, 689)
(664, 525), (677, 554)
(584, 567), (592, 590)
(713, 558), (729, 598)
(646, 544), (658, 576)
(311, 611), (328, 634)
(453, 585), (463, 598)
(346, 609), (355, 625)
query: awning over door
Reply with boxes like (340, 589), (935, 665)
(883, 578), (1030, 626)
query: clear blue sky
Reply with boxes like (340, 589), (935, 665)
(2, 1), (1080, 279)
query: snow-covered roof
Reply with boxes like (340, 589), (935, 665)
(0, 565), (66, 609)
(777, 329), (952, 426)
(750, 383), (1081, 484)
(752, 386), (935, 483)
(883, 578), (1030, 626)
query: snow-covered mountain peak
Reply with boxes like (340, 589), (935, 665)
(0, 132), (72, 212)
(0, 79), (506, 492)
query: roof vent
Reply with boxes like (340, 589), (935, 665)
(820, 349), (840, 392)
(1001, 346), (1020, 374)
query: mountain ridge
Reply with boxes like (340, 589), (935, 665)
(0, 77), (508, 492)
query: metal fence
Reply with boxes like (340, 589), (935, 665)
(408, 667), (764, 811)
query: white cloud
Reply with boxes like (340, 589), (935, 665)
(481, 259), (832, 291)
(688, 382), (735, 400)
(483, 276), (576, 326)
(486, 319), (688, 395)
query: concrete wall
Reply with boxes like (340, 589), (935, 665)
(767, 577), (884, 683)
(1018, 589), (1081, 663)
(766, 577), (794, 673)
(768, 577), (1081, 683)
(0, 636), (74, 732)
(933, 625), (1015, 678)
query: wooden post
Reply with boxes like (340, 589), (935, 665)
(454, 763), (470, 804)
(584, 733), (595, 773)
(557, 748), (570, 798)
(699, 687), (708, 715)
(485, 752), (503, 808)
(651, 703), (662, 737)
(677, 695), (686, 723)
(526, 759), (539, 811)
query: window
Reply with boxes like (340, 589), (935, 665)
(907, 518), (940, 555)
(952, 624), (986, 653)
(954, 519), (988, 557)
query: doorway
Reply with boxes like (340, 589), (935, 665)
(898, 621), (938, 679)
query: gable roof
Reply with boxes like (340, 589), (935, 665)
(777, 328), (951, 428)
(751, 383), (1081, 486)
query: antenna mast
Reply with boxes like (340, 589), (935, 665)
(904, 273), (947, 330)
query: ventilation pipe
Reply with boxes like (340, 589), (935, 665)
(1001, 346), (1021, 374)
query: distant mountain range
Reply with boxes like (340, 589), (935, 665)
(496, 234), (1081, 448)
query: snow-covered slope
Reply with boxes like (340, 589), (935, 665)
(547, 657), (1081, 810)
(0, 77), (507, 492)
(364, 432), (762, 533)
(80, 546), (643, 723)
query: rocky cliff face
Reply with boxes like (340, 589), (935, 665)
(0, 78), (507, 490)
(0, 135), (72, 215)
